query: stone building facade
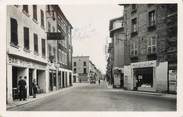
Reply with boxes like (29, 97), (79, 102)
(123, 4), (177, 93)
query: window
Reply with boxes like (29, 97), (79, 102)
(10, 18), (18, 46)
(23, 5), (28, 14)
(147, 36), (157, 54)
(48, 45), (52, 57)
(33, 5), (37, 21)
(42, 39), (46, 57)
(132, 18), (137, 32)
(47, 5), (50, 13)
(83, 68), (87, 74)
(24, 27), (29, 50)
(83, 61), (86, 66)
(34, 33), (38, 53)
(149, 10), (156, 26)
(132, 4), (137, 10)
(131, 4), (137, 13)
(74, 68), (77, 73)
(40, 10), (44, 27)
(74, 62), (76, 66)
(48, 22), (51, 32)
(130, 41), (138, 56)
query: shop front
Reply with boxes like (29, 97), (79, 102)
(124, 60), (168, 92)
(49, 70), (56, 91)
(131, 60), (156, 92)
(7, 55), (47, 103)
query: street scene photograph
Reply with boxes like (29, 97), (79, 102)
(6, 4), (177, 111)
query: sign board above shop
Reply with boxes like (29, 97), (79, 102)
(131, 60), (157, 68)
(47, 32), (65, 40)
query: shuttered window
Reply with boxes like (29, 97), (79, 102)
(34, 33), (38, 53)
(10, 18), (18, 46)
(42, 39), (46, 57)
(24, 27), (29, 50)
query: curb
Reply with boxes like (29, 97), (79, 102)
(7, 86), (75, 110)
(105, 82), (176, 99)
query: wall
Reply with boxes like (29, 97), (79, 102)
(156, 62), (168, 92)
(7, 5), (47, 63)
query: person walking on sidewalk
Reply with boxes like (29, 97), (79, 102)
(98, 79), (100, 85)
(32, 79), (37, 98)
(18, 76), (27, 101)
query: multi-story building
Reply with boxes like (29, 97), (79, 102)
(6, 5), (73, 104)
(109, 16), (130, 88)
(7, 5), (48, 103)
(72, 56), (101, 83)
(46, 5), (73, 91)
(122, 4), (177, 93)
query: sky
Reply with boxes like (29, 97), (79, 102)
(61, 4), (123, 74)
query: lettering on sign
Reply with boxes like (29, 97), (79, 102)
(8, 56), (45, 69)
(131, 61), (156, 68)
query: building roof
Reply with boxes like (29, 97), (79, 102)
(52, 5), (73, 29)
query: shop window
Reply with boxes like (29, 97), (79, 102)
(40, 10), (44, 28)
(41, 39), (46, 57)
(33, 5), (37, 21)
(34, 33), (38, 54)
(24, 27), (29, 50)
(10, 18), (18, 46)
(23, 5), (28, 14)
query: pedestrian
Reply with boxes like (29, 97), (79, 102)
(32, 79), (37, 98)
(18, 76), (27, 101)
(98, 79), (100, 85)
(23, 76), (27, 100)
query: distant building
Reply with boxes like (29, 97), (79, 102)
(109, 16), (130, 88)
(72, 56), (102, 83)
(123, 4), (177, 93)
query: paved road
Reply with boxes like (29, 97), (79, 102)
(9, 81), (176, 111)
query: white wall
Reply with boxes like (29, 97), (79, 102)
(156, 62), (168, 92)
(124, 65), (133, 90)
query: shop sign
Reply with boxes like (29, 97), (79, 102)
(131, 60), (156, 68)
(8, 56), (45, 69)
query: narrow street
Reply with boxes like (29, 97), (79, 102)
(9, 80), (176, 111)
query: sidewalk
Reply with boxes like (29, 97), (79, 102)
(7, 83), (88, 110)
(105, 81), (176, 99)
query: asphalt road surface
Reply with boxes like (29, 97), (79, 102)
(9, 81), (176, 111)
